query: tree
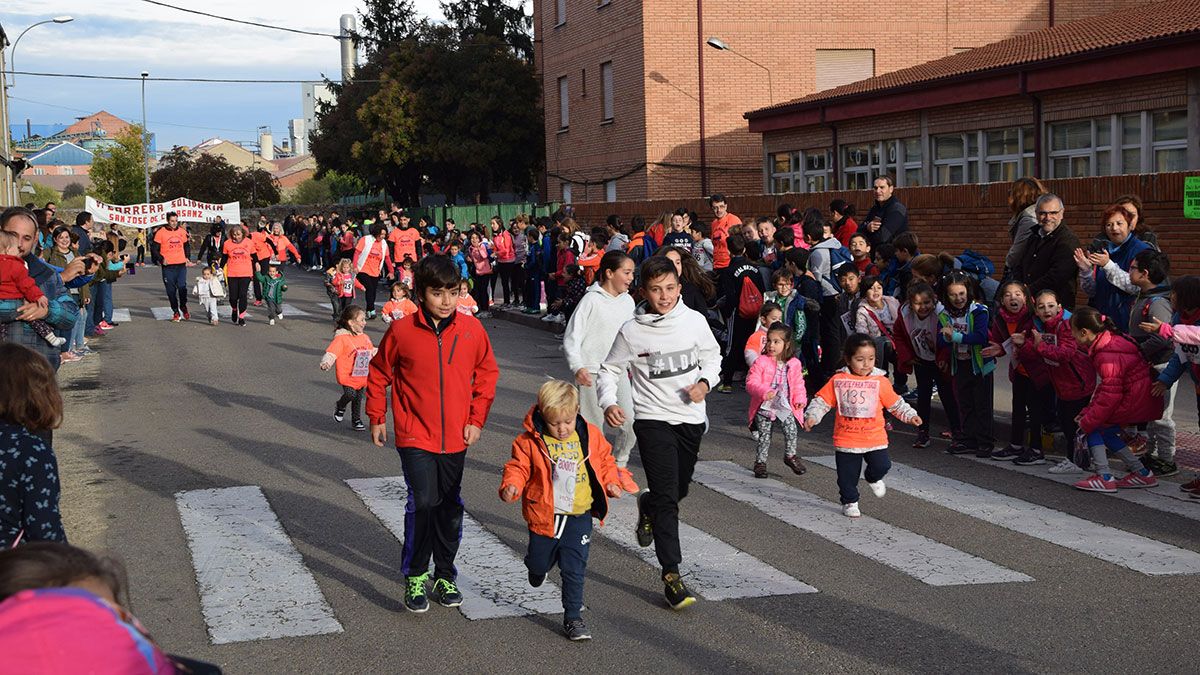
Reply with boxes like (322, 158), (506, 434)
(151, 147), (280, 207)
(290, 178), (332, 204)
(325, 170), (367, 200)
(441, 0), (533, 64)
(20, 183), (60, 209)
(90, 126), (148, 204)
(62, 182), (85, 200)
(354, 0), (419, 58)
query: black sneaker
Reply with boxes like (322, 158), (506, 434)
(663, 572), (696, 611)
(901, 389), (919, 402)
(912, 430), (930, 449)
(353, 419), (366, 431)
(990, 445), (1023, 461)
(946, 443), (976, 455)
(1014, 448), (1047, 466)
(974, 445), (995, 459)
(528, 571), (546, 588)
(430, 578), (463, 607)
(237, 318), (246, 326)
(564, 618), (592, 641)
(635, 492), (654, 547)
(403, 572), (430, 613)
(752, 461), (768, 478)
(1143, 455), (1180, 477)
(334, 410), (345, 423)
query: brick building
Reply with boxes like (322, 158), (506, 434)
(533, 0), (1150, 203)
(744, 0), (1200, 193)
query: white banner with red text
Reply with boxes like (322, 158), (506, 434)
(85, 196), (241, 228)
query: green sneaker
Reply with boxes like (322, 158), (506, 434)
(431, 577), (464, 607)
(404, 572), (430, 613)
(663, 572), (696, 611)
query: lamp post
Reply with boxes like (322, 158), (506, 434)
(8, 16), (74, 87)
(141, 71), (150, 205)
(705, 36), (773, 104)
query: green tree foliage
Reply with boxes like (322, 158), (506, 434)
(354, 0), (419, 58)
(290, 177), (332, 204)
(442, 0), (533, 64)
(325, 170), (367, 200)
(151, 147), (281, 207)
(20, 182), (61, 209)
(61, 182), (86, 200)
(90, 126), (149, 204)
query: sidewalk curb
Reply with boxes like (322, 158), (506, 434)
(491, 307), (565, 334)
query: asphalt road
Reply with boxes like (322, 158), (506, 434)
(51, 266), (1200, 674)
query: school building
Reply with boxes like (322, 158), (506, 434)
(533, 0), (1153, 203)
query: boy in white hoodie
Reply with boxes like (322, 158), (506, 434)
(597, 257), (722, 611)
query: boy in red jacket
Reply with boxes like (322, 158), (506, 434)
(367, 255), (500, 613)
(500, 380), (621, 641)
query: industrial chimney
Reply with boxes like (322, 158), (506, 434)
(258, 127), (274, 162)
(340, 14), (357, 81)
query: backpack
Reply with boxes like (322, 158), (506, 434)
(826, 244), (854, 291)
(737, 275), (763, 320)
(956, 249), (995, 277)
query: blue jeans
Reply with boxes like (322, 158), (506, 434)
(525, 514), (592, 621)
(161, 263), (188, 313)
(68, 306), (86, 351)
(834, 449), (891, 505)
(91, 282), (113, 325)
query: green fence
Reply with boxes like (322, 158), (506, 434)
(339, 193), (559, 230)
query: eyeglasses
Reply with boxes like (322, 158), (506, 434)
(1035, 210), (1062, 217)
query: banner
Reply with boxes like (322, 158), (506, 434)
(85, 196), (241, 229)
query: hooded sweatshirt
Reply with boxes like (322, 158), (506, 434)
(597, 298), (722, 425)
(563, 283), (636, 374)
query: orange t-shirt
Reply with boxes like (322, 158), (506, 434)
(577, 253), (601, 285)
(711, 213), (742, 270)
(744, 328), (766, 356)
(382, 298), (418, 321)
(326, 331), (375, 388)
(355, 238), (388, 277)
(388, 227), (421, 263)
(250, 231), (272, 259)
(269, 234), (299, 262)
(812, 371), (901, 450)
(153, 226), (189, 265)
(222, 238), (256, 278)
(456, 294), (478, 315)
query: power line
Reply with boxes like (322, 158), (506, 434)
(6, 70), (374, 84)
(138, 0), (343, 39)
(7, 95), (258, 134)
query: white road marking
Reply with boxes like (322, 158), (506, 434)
(175, 486), (342, 645)
(318, 302), (333, 310)
(346, 477), (564, 620)
(811, 456), (1200, 576)
(110, 308), (131, 323)
(693, 461), (1031, 586)
(599, 488), (818, 599)
(150, 307), (175, 321)
(282, 303), (311, 317)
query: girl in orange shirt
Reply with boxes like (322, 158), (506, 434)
(320, 305), (376, 430)
(456, 279), (479, 316)
(381, 282), (418, 324)
(803, 333), (921, 518)
(220, 224), (257, 326)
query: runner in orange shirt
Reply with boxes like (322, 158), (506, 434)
(151, 212), (196, 322)
(709, 194), (742, 271)
(320, 305), (376, 431)
(220, 224), (257, 326)
(249, 224), (273, 305)
(387, 212), (422, 269)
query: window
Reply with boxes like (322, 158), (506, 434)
(1049, 109), (1186, 178)
(768, 151), (798, 194)
(558, 76), (569, 130)
(605, 180), (617, 202)
(768, 149), (831, 194)
(804, 150), (831, 192)
(600, 61), (614, 122)
(561, 183), (573, 203)
(932, 133), (977, 184)
(814, 50), (874, 92)
(839, 139), (915, 189)
(1152, 109), (1188, 172)
(1049, 118), (1111, 178)
(555, 0), (566, 26)
(983, 127), (1035, 182)
(62, 166), (74, 175)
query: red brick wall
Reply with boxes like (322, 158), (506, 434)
(567, 171), (1200, 276)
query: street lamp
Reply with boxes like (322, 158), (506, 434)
(706, 36), (773, 103)
(141, 71), (150, 205)
(8, 16), (74, 87)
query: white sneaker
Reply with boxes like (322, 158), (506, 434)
(276, 316), (282, 323)
(842, 502), (861, 518)
(1048, 459), (1085, 474)
(540, 313), (555, 322)
(867, 480), (886, 498)
(269, 318), (275, 325)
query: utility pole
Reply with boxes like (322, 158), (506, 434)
(141, 71), (150, 204)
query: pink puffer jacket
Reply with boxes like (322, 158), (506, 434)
(1078, 330), (1164, 433)
(745, 356), (807, 425)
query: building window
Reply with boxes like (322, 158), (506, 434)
(814, 49), (874, 93)
(600, 61), (614, 122)
(555, 0), (566, 26)
(768, 150), (831, 194)
(768, 151), (798, 194)
(902, 137), (923, 186)
(605, 180), (617, 202)
(840, 140), (913, 189)
(1152, 109), (1188, 172)
(1049, 118), (1111, 178)
(558, 76), (569, 130)
(932, 133), (981, 184)
(1048, 110), (1187, 178)
(562, 183), (573, 203)
(984, 127), (1035, 183)
(804, 150), (831, 192)
(62, 166), (74, 176)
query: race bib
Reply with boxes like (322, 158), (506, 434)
(834, 378), (880, 418)
(840, 311), (853, 334)
(1179, 342), (1200, 364)
(351, 348), (372, 378)
(910, 327), (936, 361)
(552, 456), (579, 514)
(341, 279), (354, 294)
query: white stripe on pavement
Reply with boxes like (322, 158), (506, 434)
(175, 486), (343, 644)
(693, 461), (1031, 586)
(961, 455), (1200, 523)
(111, 308), (131, 323)
(599, 489), (818, 599)
(811, 456), (1200, 576)
(318, 302), (332, 310)
(282, 303), (311, 317)
(346, 477), (564, 620)
(150, 307), (175, 321)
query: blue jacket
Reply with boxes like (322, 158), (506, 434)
(1090, 234), (1149, 333)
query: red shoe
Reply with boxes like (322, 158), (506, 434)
(253, 300), (263, 306)
(1073, 474), (1117, 493)
(1114, 471), (1158, 489)
(616, 467), (639, 494)
(98, 321), (114, 329)
(182, 310), (191, 320)
(91, 327), (106, 336)
(1180, 478), (1200, 494)
(170, 312), (181, 323)
(1121, 432), (1148, 456)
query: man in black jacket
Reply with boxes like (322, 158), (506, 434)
(715, 234), (764, 393)
(1014, 193), (1080, 309)
(860, 176), (908, 248)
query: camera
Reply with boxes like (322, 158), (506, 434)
(1086, 240), (1108, 255)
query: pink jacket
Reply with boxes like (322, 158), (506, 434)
(1023, 310), (1095, 402)
(990, 306), (1050, 385)
(1078, 330), (1164, 433)
(745, 356), (807, 425)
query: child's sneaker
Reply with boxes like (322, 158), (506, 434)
(714, 384), (733, 394)
(663, 572), (696, 610)
(912, 430), (930, 449)
(974, 445), (995, 459)
(98, 321), (115, 329)
(334, 409), (345, 423)
(1013, 448), (1046, 466)
(563, 618), (591, 641)
(403, 572), (430, 613)
(182, 311), (190, 321)
(1180, 477), (1200, 494)
(783, 454), (807, 475)
(1114, 471), (1157, 489)
(269, 318), (275, 326)
(990, 445), (1023, 461)
(635, 492), (654, 547)
(616, 467), (639, 493)
(946, 442), (974, 455)
(46, 334), (67, 347)
(1142, 455), (1178, 477)
(867, 480), (886, 498)
(353, 419), (366, 431)
(842, 502), (861, 518)
(1073, 473), (1118, 493)
(752, 461), (768, 478)
(210, 319), (218, 326)
(1049, 458), (1085, 474)
(430, 578), (463, 607)
(528, 571), (545, 588)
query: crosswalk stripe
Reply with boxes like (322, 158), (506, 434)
(175, 486), (343, 644)
(346, 477), (565, 620)
(598, 491), (818, 600)
(150, 307), (175, 321)
(318, 302), (333, 310)
(281, 303), (311, 317)
(810, 457), (1200, 576)
(693, 461), (1031, 586)
(962, 455), (1200, 523)
(110, 308), (131, 323)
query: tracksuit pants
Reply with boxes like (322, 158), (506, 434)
(161, 263), (188, 313)
(634, 419), (704, 575)
(834, 449), (891, 504)
(525, 513), (592, 621)
(953, 364), (994, 449)
(398, 447), (466, 581)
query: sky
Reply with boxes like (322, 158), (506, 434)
(5, 1), (447, 152)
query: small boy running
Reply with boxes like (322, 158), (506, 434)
(500, 380), (622, 641)
(367, 255), (500, 613)
(257, 262), (288, 325)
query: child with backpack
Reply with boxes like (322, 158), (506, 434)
(746, 322), (808, 478)
(801, 220), (853, 387)
(1125, 250), (1178, 477)
(1145, 275), (1200, 493)
(716, 234), (765, 393)
(937, 271), (997, 457)
(894, 282), (960, 448)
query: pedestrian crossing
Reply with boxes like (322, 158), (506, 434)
(281, 303), (311, 317)
(111, 308), (132, 323)
(173, 461), (1200, 645)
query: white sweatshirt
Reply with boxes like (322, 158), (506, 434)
(563, 283), (636, 374)
(597, 298), (722, 425)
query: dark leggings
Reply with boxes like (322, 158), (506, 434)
(914, 360), (961, 436)
(357, 272), (380, 312)
(252, 259), (269, 300)
(227, 276), (250, 318)
(336, 385), (365, 421)
(496, 261), (517, 304)
(1011, 373), (1054, 450)
(472, 272), (493, 310)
